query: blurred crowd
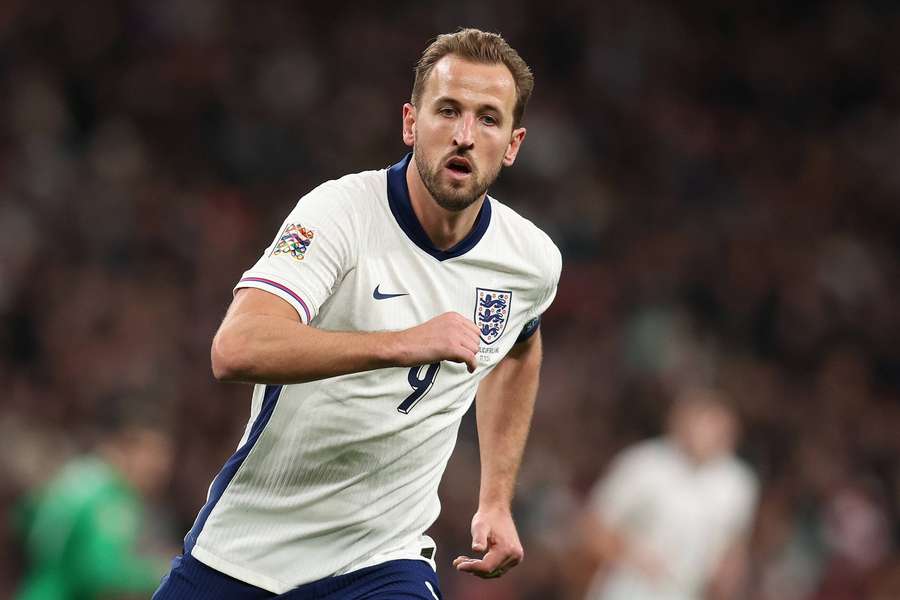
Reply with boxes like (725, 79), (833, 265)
(2, 1), (899, 598)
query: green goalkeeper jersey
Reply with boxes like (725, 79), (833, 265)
(15, 456), (167, 600)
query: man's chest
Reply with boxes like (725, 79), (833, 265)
(316, 248), (537, 362)
(637, 465), (741, 532)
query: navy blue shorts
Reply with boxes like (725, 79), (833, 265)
(153, 552), (442, 600)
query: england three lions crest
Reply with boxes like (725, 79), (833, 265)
(475, 288), (512, 345)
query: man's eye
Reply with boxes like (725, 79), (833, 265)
(439, 107), (456, 117)
(481, 115), (498, 126)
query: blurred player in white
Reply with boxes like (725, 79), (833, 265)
(153, 29), (561, 600)
(581, 388), (758, 600)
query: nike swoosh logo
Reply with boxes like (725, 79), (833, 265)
(373, 284), (409, 300)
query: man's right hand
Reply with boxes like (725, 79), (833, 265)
(213, 291), (483, 384)
(393, 312), (481, 373)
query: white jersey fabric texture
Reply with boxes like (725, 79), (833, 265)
(585, 439), (758, 600)
(184, 154), (562, 594)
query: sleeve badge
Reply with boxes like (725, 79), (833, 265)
(272, 223), (316, 261)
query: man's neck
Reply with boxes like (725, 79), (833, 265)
(406, 158), (484, 251)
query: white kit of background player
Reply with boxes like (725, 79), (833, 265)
(183, 153), (561, 593)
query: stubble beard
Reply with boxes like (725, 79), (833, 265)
(414, 147), (502, 213)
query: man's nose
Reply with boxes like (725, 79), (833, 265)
(453, 114), (475, 149)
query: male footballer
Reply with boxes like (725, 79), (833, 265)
(154, 28), (561, 600)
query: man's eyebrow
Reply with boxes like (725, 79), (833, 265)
(433, 96), (503, 115)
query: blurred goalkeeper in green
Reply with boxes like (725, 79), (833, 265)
(14, 403), (174, 600)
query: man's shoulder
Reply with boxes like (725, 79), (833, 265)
(487, 197), (562, 279)
(488, 197), (557, 247)
(717, 454), (759, 493)
(53, 457), (121, 494)
(618, 438), (672, 467)
(307, 167), (387, 204)
(288, 167), (388, 229)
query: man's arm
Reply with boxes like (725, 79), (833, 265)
(211, 288), (481, 384)
(576, 509), (669, 584)
(453, 329), (543, 578)
(705, 536), (751, 600)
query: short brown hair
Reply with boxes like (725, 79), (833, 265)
(411, 28), (534, 128)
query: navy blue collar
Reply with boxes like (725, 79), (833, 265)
(386, 153), (492, 261)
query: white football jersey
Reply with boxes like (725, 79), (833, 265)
(585, 440), (758, 600)
(185, 154), (561, 593)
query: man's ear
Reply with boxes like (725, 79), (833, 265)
(503, 127), (527, 166)
(402, 103), (416, 147)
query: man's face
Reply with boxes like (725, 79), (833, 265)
(403, 55), (526, 212)
(670, 401), (737, 464)
(122, 428), (174, 498)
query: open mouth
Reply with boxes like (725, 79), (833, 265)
(445, 157), (472, 175)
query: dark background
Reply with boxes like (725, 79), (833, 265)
(2, 1), (899, 598)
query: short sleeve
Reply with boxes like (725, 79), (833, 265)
(588, 447), (649, 527)
(515, 239), (562, 343)
(235, 182), (358, 324)
(724, 465), (759, 538)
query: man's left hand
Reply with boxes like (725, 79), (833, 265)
(452, 507), (524, 578)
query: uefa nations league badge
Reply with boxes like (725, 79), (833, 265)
(272, 223), (316, 261)
(475, 288), (512, 345)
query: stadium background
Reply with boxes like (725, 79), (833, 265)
(2, 1), (900, 598)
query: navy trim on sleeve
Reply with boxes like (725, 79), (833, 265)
(515, 315), (541, 344)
